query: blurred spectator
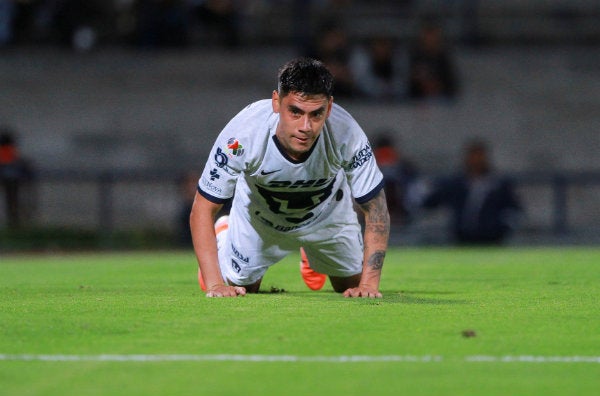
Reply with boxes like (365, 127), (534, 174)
(460, 0), (482, 46)
(190, 0), (240, 48)
(134, 0), (189, 48)
(177, 171), (230, 246)
(372, 132), (419, 224)
(53, 0), (111, 51)
(408, 19), (458, 101)
(421, 140), (522, 245)
(176, 171), (198, 246)
(1, 127), (34, 229)
(305, 20), (356, 98)
(10, 0), (37, 44)
(0, 0), (15, 47)
(350, 35), (408, 101)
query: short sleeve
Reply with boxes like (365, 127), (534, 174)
(198, 136), (245, 203)
(343, 134), (384, 203)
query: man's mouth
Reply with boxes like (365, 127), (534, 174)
(294, 135), (309, 143)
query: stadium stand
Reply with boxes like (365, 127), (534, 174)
(0, 1), (599, 246)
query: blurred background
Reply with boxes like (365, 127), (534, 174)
(0, 0), (599, 250)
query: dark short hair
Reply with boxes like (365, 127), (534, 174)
(0, 128), (15, 146)
(277, 58), (334, 98)
(465, 139), (488, 154)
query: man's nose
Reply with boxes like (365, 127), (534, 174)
(300, 114), (311, 131)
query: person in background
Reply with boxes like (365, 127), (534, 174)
(0, 0), (15, 47)
(53, 0), (111, 51)
(305, 20), (356, 98)
(133, 0), (189, 48)
(176, 172), (200, 246)
(372, 133), (419, 224)
(350, 35), (407, 102)
(177, 171), (230, 247)
(407, 19), (458, 101)
(0, 127), (33, 229)
(421, 139), (522, 245)
(190, 0), (240, 48)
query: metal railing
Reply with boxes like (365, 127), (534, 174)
(24, 169), (598, 235)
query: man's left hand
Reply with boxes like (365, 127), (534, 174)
(343, 286), (383, 298)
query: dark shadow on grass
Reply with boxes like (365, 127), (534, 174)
(259, 288), (468, 305)
(398, 290), (459, 295)
(257, 286), (287, 294)
(386, 292), (468, 305)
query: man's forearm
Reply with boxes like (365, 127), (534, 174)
(359, 189), (390, 288)
(189, 193), (225, 289)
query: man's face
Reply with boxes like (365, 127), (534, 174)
(272, 90), (332, 161)
(465, 147), (489, 176)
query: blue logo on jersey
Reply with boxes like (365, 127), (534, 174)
(214, 147), (228, 168)
(231, 243), (249, 263)
(200, 177), (223, 194)
(347, 144), (373, 170)
(210, 168), (220, 181)
(231, 259), (241, 273)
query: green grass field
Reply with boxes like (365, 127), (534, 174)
(1, 247), (599, 395)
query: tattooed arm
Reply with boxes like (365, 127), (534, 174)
(343, 188), (390, 298)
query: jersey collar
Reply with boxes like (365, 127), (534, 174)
(272, 134), (320, 164)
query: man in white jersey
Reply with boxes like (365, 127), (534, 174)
(190, 58), (390, 298)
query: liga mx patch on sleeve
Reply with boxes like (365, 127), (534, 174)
(226, 138), (244, 156)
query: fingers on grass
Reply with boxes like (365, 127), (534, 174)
(343, 288), (383, 298)
(206, 286), (246, 298)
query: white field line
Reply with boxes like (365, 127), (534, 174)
(466, 355), (600, 363)
(1, 354), (599, 363)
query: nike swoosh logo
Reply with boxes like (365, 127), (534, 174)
(260, 169), (281, 175)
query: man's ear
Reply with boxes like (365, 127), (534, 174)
(326, 96), (333, 117)
(272, 90), (280, 113)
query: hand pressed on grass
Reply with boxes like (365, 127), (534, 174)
(206, 285), (246, 298)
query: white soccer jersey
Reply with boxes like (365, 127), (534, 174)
(198, 99), (384, 235)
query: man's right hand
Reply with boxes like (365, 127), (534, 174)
(205, 285), (246, 298)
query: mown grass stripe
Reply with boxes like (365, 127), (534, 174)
(1, 354), (599, 363)
(0, 354), (441, 362)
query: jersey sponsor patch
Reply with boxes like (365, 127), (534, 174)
(231, 259), (241, 273)
(255, 177), (336, 224)
(254, 211), (304, 232)
(213, 147), (237, 175)
(209, 168), (220, 181)
(347, 144), (374, 170)
(214, 147), (229, 167)
(226, 138), (244, 156)
(231, 243), (250, 263)
(200, 177), (223, 194)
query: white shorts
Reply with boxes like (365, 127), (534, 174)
(217, 214), (364, 286)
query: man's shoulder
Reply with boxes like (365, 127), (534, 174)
(325, 103), (365, 139)
(215, 99), (274, 167)
(329, 103), (356, 124)
(222, 99), (274, 139)
(236, 99), (273, 119)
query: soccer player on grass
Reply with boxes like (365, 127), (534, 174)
(190, 57), (390, 298)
